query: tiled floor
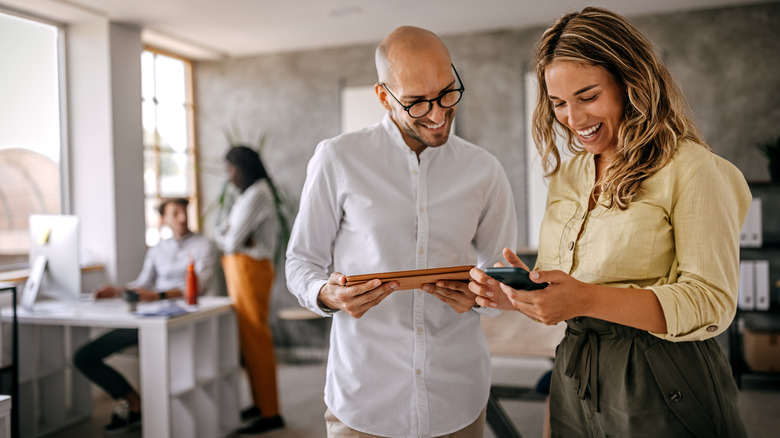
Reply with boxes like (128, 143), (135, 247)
(50, 357), (780, 438)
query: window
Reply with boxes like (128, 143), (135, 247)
(0, 10), (64, 268)
(141, 48), (199, 247)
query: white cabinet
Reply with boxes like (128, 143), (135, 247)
(164, 310), (242, 438)
(0, 395), (10, 438)
(3, 323), (91, 437)
(2, 297), (241, 438)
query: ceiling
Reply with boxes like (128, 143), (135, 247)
(2, 0), (775, 60)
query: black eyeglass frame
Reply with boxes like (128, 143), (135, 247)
(380, 64), (465, 118)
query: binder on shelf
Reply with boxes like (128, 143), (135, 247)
(739, 198), (762, 248)
(754, 260), (770, 311)
(738, 261), (755, 310)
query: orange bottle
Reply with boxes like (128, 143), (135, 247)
(186, 262), (198, 305)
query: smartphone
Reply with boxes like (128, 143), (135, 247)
(483, 267), (548, 290)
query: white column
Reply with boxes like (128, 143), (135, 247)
(67, 19), (146, 284)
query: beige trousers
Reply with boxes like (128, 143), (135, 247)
(324, 407), (486, 438)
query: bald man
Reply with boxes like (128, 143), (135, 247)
(286, 26), (518, 438)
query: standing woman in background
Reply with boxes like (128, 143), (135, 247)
(215, 145), (284, 434)
(470, 7), (749, 438)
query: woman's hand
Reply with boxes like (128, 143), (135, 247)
(470, 247), (593, 325)
(501, 270), (590, 325)
(474, 247), (667, 330)
(469, 247), (531, 311)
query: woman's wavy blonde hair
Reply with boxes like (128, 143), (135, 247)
(532, 7), (706, 209)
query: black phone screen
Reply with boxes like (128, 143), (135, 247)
(483, 267), (548, 290)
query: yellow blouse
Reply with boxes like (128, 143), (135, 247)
(535, 140), (752, 341)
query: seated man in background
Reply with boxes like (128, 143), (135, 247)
(73, 198), (214, 435)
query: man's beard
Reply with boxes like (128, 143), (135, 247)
(401, 114), (452, 148)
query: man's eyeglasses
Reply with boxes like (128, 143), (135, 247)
(380, 65), (464, 119)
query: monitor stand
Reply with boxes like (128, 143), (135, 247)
(21, 255), (47, 311)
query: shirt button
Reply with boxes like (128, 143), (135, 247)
(568, 241), (574, 251)
(706, 325), (718, 332)
(416, 369), (421, 375)
(419, 248), (424, 254)
(417, 327), (423, 334)
(411, 170), (418, 176)
(668, 390), (683, 402)
(419, 206), (424, 213)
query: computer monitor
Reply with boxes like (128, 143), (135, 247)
(24, 214), (80, 307)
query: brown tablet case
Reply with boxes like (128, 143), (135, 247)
(345, 265), (474, 291)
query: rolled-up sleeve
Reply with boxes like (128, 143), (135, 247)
(649, 155), (751, 341)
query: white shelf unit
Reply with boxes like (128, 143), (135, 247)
(0, 395), (11, 438)
(1, 296), (241, 438)
(3, 323), (92, 438)
(167, 311), (242, 438)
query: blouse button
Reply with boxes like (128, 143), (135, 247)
(568, 241), (574, 251)
(669, 390), (683, 402)
(706, 325), (718, 333)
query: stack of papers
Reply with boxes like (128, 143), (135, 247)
(135, 300), (191, 317)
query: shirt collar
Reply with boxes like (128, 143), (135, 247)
(169, 231), (194, 247)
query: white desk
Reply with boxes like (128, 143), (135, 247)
(1, 296), (242, 438)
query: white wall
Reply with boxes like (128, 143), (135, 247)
(340, 85), (386, 134)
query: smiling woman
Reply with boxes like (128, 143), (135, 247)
(469, 6), (752, 438)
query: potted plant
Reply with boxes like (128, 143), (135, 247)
(757, 135), (780, 182)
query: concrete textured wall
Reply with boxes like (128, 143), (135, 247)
(195, 2), (780, 345)
(634, 4), (780, 175)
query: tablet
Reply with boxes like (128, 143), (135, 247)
(345, 265), (474, 291)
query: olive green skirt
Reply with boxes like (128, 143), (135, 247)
(549, 317), (746, 438)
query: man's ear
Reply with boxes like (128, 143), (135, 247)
(375, 83), (392, 111)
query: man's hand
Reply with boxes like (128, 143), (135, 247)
(94, 285), (121, 299)
(136, 288), (159, 302)
(318, 272), (398, 319)
(422, 280), (478, 314)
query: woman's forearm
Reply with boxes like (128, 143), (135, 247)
(582, 284), (667, 333)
